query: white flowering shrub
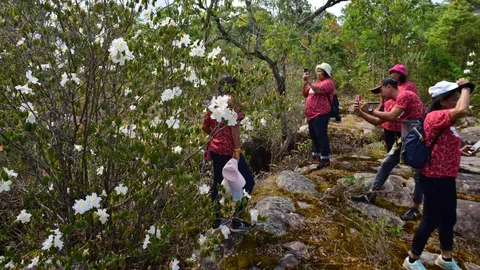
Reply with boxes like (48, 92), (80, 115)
(0, 0), (266, 268)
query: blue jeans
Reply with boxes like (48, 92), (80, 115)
(307, 114), (331, 159)
(411, 174), (456, 256)
(371, 145), (423, 205)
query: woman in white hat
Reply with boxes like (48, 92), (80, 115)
(302, 63), (335, 169)
(404, 78), (477, 270)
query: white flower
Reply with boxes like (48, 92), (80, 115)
(176, 34), (191, 47)
(241, 117), (253, 131)
(260, 118), (267, 126)
(147, 225), (161, 239)
(249, 209), (259, 223)
(0, 256), (5, 263)
(73, 199), (90, 214)
(243, 189), (252, 199)
(115, 183), (128, 195)
(26, 70), (40, 85)
(74, 144), (83, 151)
(27, 256), (39, 269)
(3, 168), (18, 178)
(60, 72), (69, 87)
(101, 189), (107, 196)
(464, 69), (471, 74)
(26, 111), (37, 124)
(223, 109), (238, 126)
(15, 83), (34, 95)
(16, 210), (32, 224)
(142, 234), (151, 249)
(53, 230), (64, 250)
(189, 40), (205, 57)
(151, 116), (161, 128)
(130, 105), (136, 111)
(120, 124), (137, 138)
(45, 259), (52, 265)
(86, 193), (101, 209)
(166, 117), (180, 129)
(221, 56), (229, 65)
(171, 259), (180, 270)
(207, 46), (222, 60)
(16, 38), (25, 46)
(5, 261), (15, 269)
(97, 166), (104, 176)
(172, 146), (182, 154)
(70, 73), (80, 85)
(42, 235), (54, 250)
(109, 38), (135, 66)
(210, 108), (224, 123)
(187, 254), (196, 262)
(172, 86), (182, 97)
(199, 184), (210, 195)
(124, 88), (132, 96)
(0, 180), (12, 193)
(42, 229), (63, 251)
(160, 17), (176, 27)
(199, 234), (207, 246)
(469, 52), (476, 57)
(95, 209), (109, 224)
(161, 89), (175, 101)
(219, 225), (231, 239)
(467, 61), (474, 66)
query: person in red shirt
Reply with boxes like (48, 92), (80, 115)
(202, 75), (255, 233)
(352, 78), (425, 206)
(302, 63), (335, 169)
(404, 79), (477, 270)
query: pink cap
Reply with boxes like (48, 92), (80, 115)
(388, 64), (407, 76)
(222, 158), (246, 190)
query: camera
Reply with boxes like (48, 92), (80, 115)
(303, 68), (309, 73)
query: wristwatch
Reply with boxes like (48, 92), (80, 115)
(368, 107), (374, 113)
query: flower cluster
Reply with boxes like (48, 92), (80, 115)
(42, 229), (64, 251)
(109, 38), (135, 66)
(208, 95), (238, 126)
(161, 87), (182, 102)
(19, 102), (37, 124)
(16, 210), (32, 224)
(72, 193), (102, 215)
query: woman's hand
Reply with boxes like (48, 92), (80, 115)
(353, 101), (366, 115)
(456, 78), (470, 86)
(303, 73), (311, 85)
(460, 145), (475, 156)
(233, 149), (242, 160)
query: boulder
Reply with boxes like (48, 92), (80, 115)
(283, 241), (308, 257)
(352, 202), (404, 227)
(456, 173), (480, 195)
(297, 201), (313, 209)
(419, 251), (438, 265)
(297, 124), (309, 138)
(294, 164), (317, 175)
(455, 199), (480, 240)
(255, 196), (302, 236)
(276, 171), (317, 195)
(274, 254), (300, 270)
(466, 262), (480, 270)
(460, 156), (480, 174)
(461, 126), (480, 136)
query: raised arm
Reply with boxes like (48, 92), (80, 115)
(449, 79), (471, 122)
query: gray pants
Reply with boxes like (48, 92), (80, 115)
(371, 146), (423, 204)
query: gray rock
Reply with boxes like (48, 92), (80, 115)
(352, 202), (405, 227)
(255, 196), (298, 236)
(371, 165), (412, 177)
(459, 132), (480, 145)
(466, 262), (480, 270)
(200, 256), (219, 270)
(294, 164), (317, 175)
(455, 199), (480, 240)
(297, 124), (309, 137)
(297, 201), (313, 209)
(283, 241), (307, 257)
(274, 254), (300, 270)
(420, 251), (438, 265)
(460, 156), (480, 174)
(456, 173), (480, 195)
(276, 171), (317, 194)
(462, 126), (480, 136)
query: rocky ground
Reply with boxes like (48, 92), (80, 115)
(197, 115), (480, 270)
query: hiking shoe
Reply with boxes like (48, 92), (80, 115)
(230, 219), (254, 233)
(351, 192), (377, 204)
(402, 207), (421, 221)
(435, 256), (461, 270)
(212, 218), (228, 229)
(403, 257), (426, 270)
(317, 159), (330, 169)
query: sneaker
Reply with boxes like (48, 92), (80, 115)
(435, 256), (462, 270)
(230, 219), (254, 233)
(403, 257), (426, 270)
(317, 159), (330, 169)
(212, 218), (228, 229)
(351, 192), (377, 204)
(402, 207), (421, 221)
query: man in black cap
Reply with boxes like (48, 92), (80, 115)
(351, 78), (425, 207)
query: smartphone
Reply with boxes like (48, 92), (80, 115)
(355, 95), (361, 105)
(303, 68), (309, 73)
(468, 140), (480, 154)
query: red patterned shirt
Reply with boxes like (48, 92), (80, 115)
(421, 110), (462, 178)
(392, 90), (425, 123)
(202, 96), (244, 155)
(381, 81), (419, 131)
(304, 78), (335, 120)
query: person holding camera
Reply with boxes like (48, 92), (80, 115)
(403, 79), (476, 270)
(302, 63), (335, 169)
(351, 78), (424, 205)
(202, 75), (255, 233)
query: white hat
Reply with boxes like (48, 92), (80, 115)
(428, 81), (459, 98)
(316, 63), (332, 77)
(222, 158), (246, 190)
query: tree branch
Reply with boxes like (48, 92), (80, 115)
(297, 0), (349, 26)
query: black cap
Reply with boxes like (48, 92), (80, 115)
(370, 78), (398, 94)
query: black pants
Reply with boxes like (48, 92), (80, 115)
(384, 129), (401, 152)
(411, 174), (457, 256)
(307, 114), (331, 159)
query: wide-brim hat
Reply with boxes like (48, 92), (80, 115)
(316, 63), (332, 77)
(388, 64), (407, 76)
(222, 158), (246, 190)
(370, 78), (398, 94)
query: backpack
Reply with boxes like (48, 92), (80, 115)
(402, 119), (445, 169)
(327, 94), (341, 121)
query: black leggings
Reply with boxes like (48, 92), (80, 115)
(384, 129), (401, 152)
(411, 174), (457, 256)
